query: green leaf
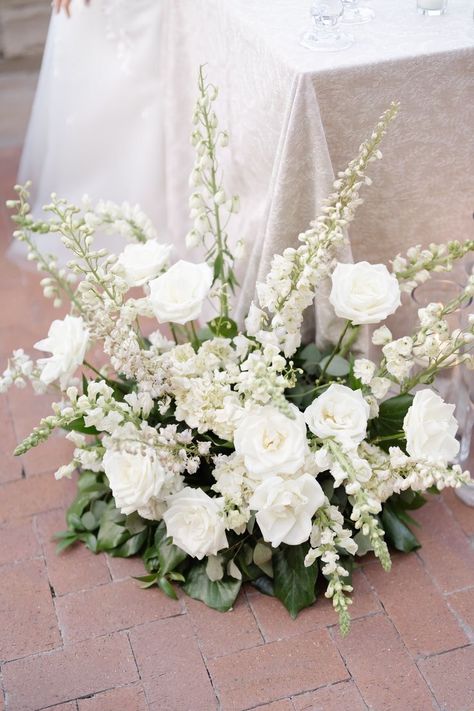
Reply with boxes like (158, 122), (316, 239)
(76, 532), (98, 553)
(158, 576), (179, 600)
(372, 394), (414, 451)
(207, 316), (238, 339)
(125, 512), (147, 535)
(111, 529), (148, 558)
(91, 499), (108, 520)
(135, 573), (159, 589)
(300, 343), (322, 375)
(81, 511), (98, 532)
(157, 536), (188, 575)
(55, 533), (78, 554)
(63, 417), (99, 436)
(183, 561), (242, 612)
(395, 490), (427, 511)
(213, 251), (224, 281)
(381, 505), (421, 553)
(319, 354), (350, 377)
(197, 326), (214, 343)
(251, 575), (275, 596)
(273, 544), (318, 618)
(96, 520), (129, 552)
(253, 542), (273, 578)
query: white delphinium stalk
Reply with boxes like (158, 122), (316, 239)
(250, 103), (399, 357)
(304, 499), (357, 636)
(187, 66), (241, 320)
(392, 240), (474, 293)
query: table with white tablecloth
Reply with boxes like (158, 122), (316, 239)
(159, 0), (474, 344)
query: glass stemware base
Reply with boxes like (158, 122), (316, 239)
(300, 28), (353, 51)
(341, 5), (375, 24)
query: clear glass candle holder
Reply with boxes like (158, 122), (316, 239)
(300, 0), (354, 52)
(341, 0), (375, 24)
(417, 0), (447, 16)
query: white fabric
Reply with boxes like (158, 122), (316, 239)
(160, 0), (474, 344)
(12, 0), (165, 263)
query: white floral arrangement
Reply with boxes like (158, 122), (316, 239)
(3, 69), (473, 634)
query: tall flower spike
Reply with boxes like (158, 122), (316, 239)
(187, 66), (241, 321)
(249, 103), (400, 357)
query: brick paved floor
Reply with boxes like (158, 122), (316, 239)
(0, 146), (473, 711)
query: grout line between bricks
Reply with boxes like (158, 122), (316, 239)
(182, 597), (222, 710)
(243, 587), (266, 646)
(327, 624), (369, 710)
(290, 678), (369, 711)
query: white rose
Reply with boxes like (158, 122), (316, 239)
(403, 389), (460, 463)
(249, 474), (325, 547)
(234, 405), (308, 479)
(116, 239), (172, 287)
(304, 383), (370, 448)
(103, 448), (167, 516)
(163, 488), (228, 559)
(149, 260), (213, 325)
(35, 315), (89, 388)
(329, 262), (401, 325)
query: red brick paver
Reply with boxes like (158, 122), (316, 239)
(0, 146), (473, 710)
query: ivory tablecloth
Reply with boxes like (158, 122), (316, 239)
(160, 0), (474, 344)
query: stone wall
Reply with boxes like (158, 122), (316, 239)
(0, 0), (49, 61)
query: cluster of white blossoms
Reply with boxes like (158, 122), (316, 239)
(4, 76), (473, 632)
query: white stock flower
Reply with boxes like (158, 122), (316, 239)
(353, 358), (376, 385)
(35, 315), (89, 388)
(304, 384), (370, 448)
(163, 488), (228, 559)
(116, 240), (172, 287)
(149, 260), (213, 325)
(250, 474), (325, 547)
(403, 389), (460, 463)
(103, 447), (168, 516)
(372, 325), (392, 346)
(234, 405), (308, 478)
(329, 262), (401, 325)
(370, 377), (392, 400)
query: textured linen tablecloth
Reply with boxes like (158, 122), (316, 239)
(160, 0), (474, 345)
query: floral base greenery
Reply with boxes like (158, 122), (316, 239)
(55, 355), (429, 631)
(3, 68), (473, 636)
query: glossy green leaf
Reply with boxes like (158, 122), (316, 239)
(111, 529), (148, 558)
(158, 576), (179, 600)
(381, 505), (420, 553)
(273, 544), (318, 618)
(183, 561), (241, 612)
(251, 575), (275, 597)
(372, 394), (414, 451)
(96, 520), (128, 552)
(81, 511), (98, 532)
(157, 536), (188, 575)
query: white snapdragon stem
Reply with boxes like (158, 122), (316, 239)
(325, 440), (392, 571)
